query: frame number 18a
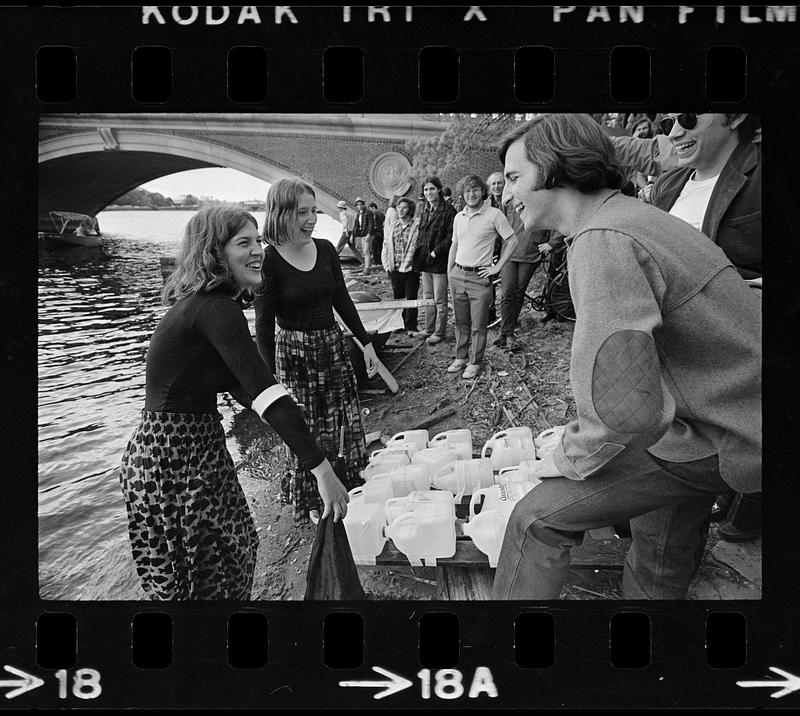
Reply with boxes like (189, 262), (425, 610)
(418, 667), (497, 699)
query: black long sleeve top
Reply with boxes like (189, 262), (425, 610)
(254, 239), (372, 372)
(144, 290), (325, 470)
(415, 200), (456, 273)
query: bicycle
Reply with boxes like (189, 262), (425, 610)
(525, 245), (576, 322)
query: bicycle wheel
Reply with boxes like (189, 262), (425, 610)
(546, 272), (575, 321)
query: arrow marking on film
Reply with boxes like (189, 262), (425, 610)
(339, 666), (413, 700)
(0, 665), (45, 700)
(737, 667), (800, 699)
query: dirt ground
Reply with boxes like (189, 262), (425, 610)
(236, 267), (761, 601)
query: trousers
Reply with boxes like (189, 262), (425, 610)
(492, 451), (731, 600)
(448, 266), (493, 364)
(499, 259), (540, 336)
(421, 271), (449, 338)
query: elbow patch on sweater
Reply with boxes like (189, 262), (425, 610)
(592, 330), (663, 433)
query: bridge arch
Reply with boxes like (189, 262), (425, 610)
(39, 130), (346, 229)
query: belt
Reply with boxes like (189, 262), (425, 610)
(455, 263), (483, 272)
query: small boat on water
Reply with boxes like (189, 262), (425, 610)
(39, 211), (102, 247)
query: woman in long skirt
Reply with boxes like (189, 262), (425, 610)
(120, 206), (349, 600)
(254, 179), (379, 523)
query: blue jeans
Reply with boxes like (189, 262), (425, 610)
(492, 452), (730, 600)
(500, 259), (540, 336)
(421, 271), (449, 338)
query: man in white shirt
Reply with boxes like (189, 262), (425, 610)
(446, 174), (517, 380)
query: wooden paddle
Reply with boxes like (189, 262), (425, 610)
(333, 310), (399, 394)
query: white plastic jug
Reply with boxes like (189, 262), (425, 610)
(432, 458), (494, 498)
(384, 503), (456, 566)
(469, 481), (537, 518)
(461, 508), (512, 568)
(371, 445), (415, 461)
(386, 463), (432, 492)
(443, 442), (473, 461)
(362, 449), (411, 481)
(535, 425), (566, 456)
(343, 497), (387, 565)
(351, 478), (393, 505)
(387, 429), (430, 453)
(496, 461), (545, 485)
(428, 428), (473, 450)
(412, 447), (459, 475)
(481, 434), (537, 471)
(385, 490), (455, 524)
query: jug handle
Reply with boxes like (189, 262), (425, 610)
(349, 486), (364, 499)
(469, 490), (482, 518)
(492, 431), (508, 441)
(385, 511), (415, 538)
(481, 443), (491, 459)
(430, 433), (445, 443)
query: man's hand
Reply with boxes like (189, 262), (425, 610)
(478, 264), (502, 279)
(529, 451), (564, 479)
(539, 243), (554, 256)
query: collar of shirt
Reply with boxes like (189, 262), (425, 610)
(460, 204), (488, 218)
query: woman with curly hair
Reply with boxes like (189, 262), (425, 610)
(255, 179), (379, 523)
(119, 205), (349, 600)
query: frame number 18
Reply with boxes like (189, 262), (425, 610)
(418, 667), (497, 699)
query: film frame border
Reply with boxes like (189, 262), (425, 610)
(3, 3), (799, 709)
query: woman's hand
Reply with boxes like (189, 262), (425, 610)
(311, 459), (350, 522)
(362, 342), (380, 378)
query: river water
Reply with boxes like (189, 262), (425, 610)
(37, 208), (341, 600)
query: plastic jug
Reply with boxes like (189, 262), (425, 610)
(385, 490), (455, 524)
(385, 463), (432, 492)
(343, 495), (387, 565)
(432, 458), (494, 497)
(387, 429), (430, 453)
(461, 508), (512, 568)
(496, 461), (545, 485)
(371, 445), (415, 461)
(412, 447), (459, 475)
(481, 434), (537, 470)
(362, 449), (411, 481)
(384, 503), (456, 566)
(443, 442), (473, 461)
(535, 425), (566, 456)
(428, 428), (473, 450)
(469, 481), (537, 518)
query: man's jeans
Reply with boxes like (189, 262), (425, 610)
(389, 270), (421, 330)
(421, 271), (449, 338)
(500, 259), (539, 337)
(449, 266), (493, 364)
(492, 452), (730, 600)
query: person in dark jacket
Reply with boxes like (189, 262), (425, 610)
(368, 201), (385, 270)
(352, 197), (376, 275)
(414, 176), (457, 344)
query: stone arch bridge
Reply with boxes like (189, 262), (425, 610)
(38, 113), (471, 231)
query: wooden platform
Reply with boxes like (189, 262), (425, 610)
(360, 496), (631, 599)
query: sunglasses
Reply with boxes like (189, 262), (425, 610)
(659, 113), (710, 135)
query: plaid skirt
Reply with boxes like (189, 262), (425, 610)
(119, 410), (258, 600)
(275, 324), (367, 522)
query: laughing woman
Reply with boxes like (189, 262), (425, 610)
(120, 205), (349, 600)
(254, 179), (379, 523)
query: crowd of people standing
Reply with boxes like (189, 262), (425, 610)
(117, 112), (761, 601)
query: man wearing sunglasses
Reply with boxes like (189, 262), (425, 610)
(492, 114), (761, 601)
(614, 113), (761, 281)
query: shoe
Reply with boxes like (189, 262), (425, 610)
(446, 359), (467, 373)
(412, 331), (430, 339)
(462, 363), (481, 380)
(493, 334), (508, 347)
(506, 337), (521, 351)
(717, 522), (760, 543)
(426, 334), (442, 345)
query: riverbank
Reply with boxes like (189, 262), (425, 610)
(235, 267), (761, 601)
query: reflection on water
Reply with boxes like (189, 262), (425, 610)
(38, 209), (340, 600)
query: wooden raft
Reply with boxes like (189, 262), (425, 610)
(363, 499), (631, 599)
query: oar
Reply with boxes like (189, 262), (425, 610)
(333, 310), (399, 394)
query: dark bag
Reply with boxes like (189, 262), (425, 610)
(304, 515), (366, 600)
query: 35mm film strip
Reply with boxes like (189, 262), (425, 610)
(3, 4), (799, 710)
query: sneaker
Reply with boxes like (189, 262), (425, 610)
(493, 334), (508, 347)
(411, 331), (430, 339)
(462, 363), (481, 380)
(717, 522), (760, 543)
(446, 359), (467, 373)
(426, 334), (442, 345)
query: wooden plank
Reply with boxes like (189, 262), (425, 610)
(354, 299), (435, 310)
(437, 566), (494, 600)
(373, 536), (630, 570)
